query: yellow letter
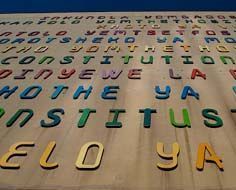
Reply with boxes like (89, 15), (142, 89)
(75, 141), (104, 169)
(196, 143), (223, 171)
(0, 141), (34, 169)
(40, 141), (58, 169)
(156, 142), (180, 170)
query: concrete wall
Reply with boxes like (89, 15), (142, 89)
(0, 12), (235, 190)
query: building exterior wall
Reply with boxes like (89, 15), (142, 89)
(0, 12), (235, 190)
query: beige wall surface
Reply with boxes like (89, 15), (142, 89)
(0, 12), (235, 190)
